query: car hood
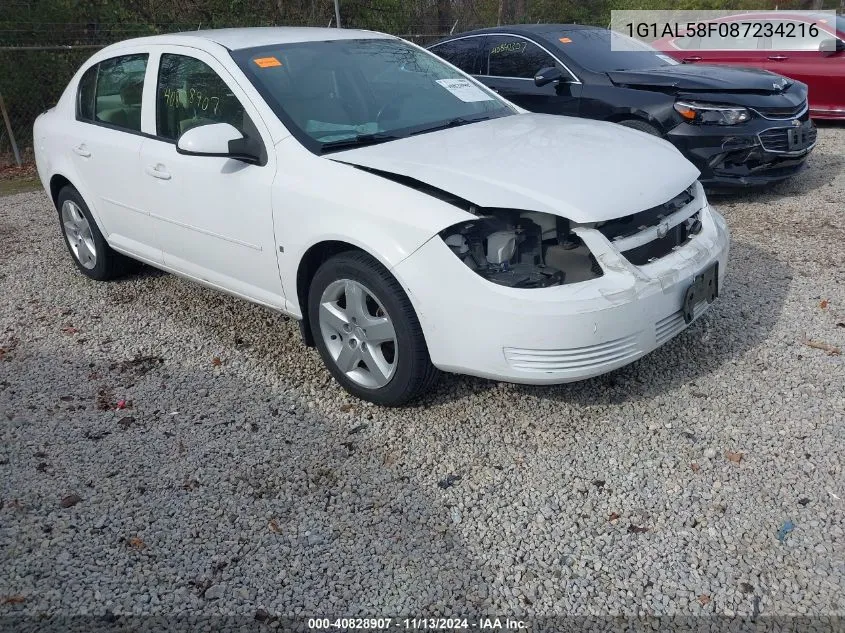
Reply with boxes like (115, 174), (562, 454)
(330, 114), (699, 223)
(608, 64), (792, 93)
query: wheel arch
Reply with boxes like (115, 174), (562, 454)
(295, 240), (368, 347)
(294, 237), (433, 350)
(49, 174), (74, 210)
(606, 113), (667, 135)
(46, 171), (111, 240)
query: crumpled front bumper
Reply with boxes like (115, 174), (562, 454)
(392, 202), (730, 384)
(667, 118), (815, 188)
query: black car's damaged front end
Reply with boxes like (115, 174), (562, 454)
(605, 66), (816, 188)
(662, 84), (816, 188)
(594, 56), (819, 189)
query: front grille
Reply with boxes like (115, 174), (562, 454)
(504, 334), (640, 372)
(623, 213), (700, 266)
(759, 126), (817, 153)
(596, 186), (702, 266)
(753, 101), (807, 120)
(597, 188), (694, 242)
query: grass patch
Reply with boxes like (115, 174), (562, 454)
(0, 176), (41, 197)
(0, 162), (40, 197)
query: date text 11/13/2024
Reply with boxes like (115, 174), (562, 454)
(307, 617), (527, 630)
(625, 20), (822, 40)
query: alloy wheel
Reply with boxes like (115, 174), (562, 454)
(318, 279), (398, 389)
(61, 200), (97, 270)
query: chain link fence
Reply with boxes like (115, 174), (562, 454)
(0, 21), (457, 167)
(1, 44), (99, 166)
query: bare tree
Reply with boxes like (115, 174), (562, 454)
(437, 0), (451, 32)
(513, 0), (527, 23)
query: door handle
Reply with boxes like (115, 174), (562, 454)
(682, 56), (702, 63)
(768, 55), (788, 61)
(145, 164), (171, 180)
(72, 144), (91, 158)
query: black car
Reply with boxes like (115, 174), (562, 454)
(429, 24), (817, 187)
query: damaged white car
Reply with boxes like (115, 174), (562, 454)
(33, 27), (729, 405)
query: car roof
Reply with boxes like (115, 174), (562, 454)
(100, 26), (393, 53)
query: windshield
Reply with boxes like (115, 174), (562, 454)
(232, 38), (513, 154)
(560, 29), (679, 72)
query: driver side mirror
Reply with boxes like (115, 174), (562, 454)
(176, 122), (262, 164)
(819, 37), (845, 54)
(534, 66), (567, 87)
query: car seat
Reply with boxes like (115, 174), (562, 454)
(96, 77), (143, 131)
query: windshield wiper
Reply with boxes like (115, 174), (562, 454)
(320, 133), (401, 152)
(410, 116), (491, 136)
(319, 116), (494, 151)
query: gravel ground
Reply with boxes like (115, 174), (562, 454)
(1, 126), (844, 628)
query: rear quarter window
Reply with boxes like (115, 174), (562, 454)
(76, 65), (97, 121)
(429, 38), (482, 75)
(767, 20), (830, 51)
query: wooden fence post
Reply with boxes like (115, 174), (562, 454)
(0, 89), (22, 167)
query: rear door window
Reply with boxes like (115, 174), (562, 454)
(482, 35), (557, 78)
(695, 26), (763, 50)
(93, 54), (148, 132)
(672, 36), (699, 50)
(156, 53), (249, 141)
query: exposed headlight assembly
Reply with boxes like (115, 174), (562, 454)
(439, 209), (603, 289)
(674, 101), (750, 126)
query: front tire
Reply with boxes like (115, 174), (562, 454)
(57, 186), (132, 281)
(307, 251), (438, 406)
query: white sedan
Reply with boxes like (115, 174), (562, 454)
(34, 27), (729, 405)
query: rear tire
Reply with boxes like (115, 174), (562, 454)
(307, 251), (439, 406)
(56, 186), (133, 281)
(617, 119), (663, 137)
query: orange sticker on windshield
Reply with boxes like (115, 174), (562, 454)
(559, 37), (572, 43)
(254, 56), (282, 68)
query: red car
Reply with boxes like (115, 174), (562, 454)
(653, 13), (845, 120)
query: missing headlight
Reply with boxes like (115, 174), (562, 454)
(440, 209), (603, 288)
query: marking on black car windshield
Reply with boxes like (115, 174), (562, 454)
(490, 41), (527, 54)
(254, 57), (282, 68)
